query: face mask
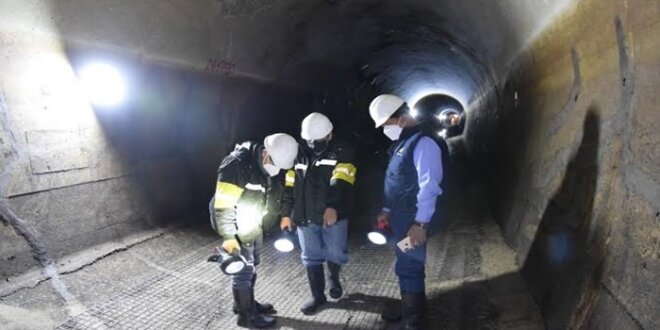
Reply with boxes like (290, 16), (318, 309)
(263, 163), (280, 177)
(383, 124), (403, 141)
(306, 139), (329, 154)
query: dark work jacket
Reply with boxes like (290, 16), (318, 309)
(209, 141), (277, 245)
(281, 139), (357, 226)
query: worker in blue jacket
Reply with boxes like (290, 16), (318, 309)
(369, 94), (445, 330)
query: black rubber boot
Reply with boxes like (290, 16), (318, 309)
(300, 265), (327, 315)
(252, 274), (276, 314)
(327, 261), (343, 299)
(399, 292), (426, 330)
(233, 287), (276, 329)
(381, 300), (402, 322)
(233, 274), (276, 315)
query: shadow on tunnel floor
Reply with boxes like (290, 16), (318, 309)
(267, 272), (541, 330)
(426, 272), (542, 330)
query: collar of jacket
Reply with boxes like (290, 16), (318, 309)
(234, 141), (268, 178)
(252, 144), (270, 178)
(301, 139), (334, 158)
(399, 126), (421, 141)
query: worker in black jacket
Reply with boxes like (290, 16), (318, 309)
(209, 133), (298, 329)
(280, 113), (357, 315)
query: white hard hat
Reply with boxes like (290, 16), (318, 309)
(264, 133), (298, 169)
(301, 112), (333, 140)
(369, 94), (406, 128)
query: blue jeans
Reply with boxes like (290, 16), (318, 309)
(390, 210), (427, 294)
(297, 220), (349, 267)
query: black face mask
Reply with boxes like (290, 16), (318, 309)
(307, 139), (329, 154)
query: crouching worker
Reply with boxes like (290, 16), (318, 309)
(209, 133), (298, 328)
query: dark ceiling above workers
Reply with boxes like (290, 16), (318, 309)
(204, 0), (571, 104)
(48, 0), (572, 107)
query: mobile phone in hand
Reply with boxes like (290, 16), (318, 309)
(397, 237), (414, 253)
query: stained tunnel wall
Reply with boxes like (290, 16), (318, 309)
(465, 1), (660, 328)
(1, 1), (659, 329)
(0, 0), (326, 281)
(0, 57), (322, 279)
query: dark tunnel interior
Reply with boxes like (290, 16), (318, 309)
(1, 1), (659, 329)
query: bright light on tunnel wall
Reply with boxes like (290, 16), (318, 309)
(78, 63), (126, 107)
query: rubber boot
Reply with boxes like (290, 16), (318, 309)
(233, 287), (276, 329)
(252, 274), (276, 314)
(381, 300), (402, 322)
(327, 261), (343, 299)
(300, 265), (327, 315)
(399, 292), (426, 330)
(234, 275), (276, 314)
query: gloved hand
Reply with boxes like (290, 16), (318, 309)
(323, 208), (337, 226)
(280, 217), (293, 231)
(407, 223), (427, 247)
(222, 239), (240, 253)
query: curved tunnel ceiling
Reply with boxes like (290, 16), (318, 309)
(208, 0), (574, 106)
(12, 0), (576, 109)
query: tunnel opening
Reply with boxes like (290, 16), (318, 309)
(1, 1), (659, 329)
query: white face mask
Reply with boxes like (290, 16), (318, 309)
(383, 124), (403, 141)
(263, 163), (280, 177)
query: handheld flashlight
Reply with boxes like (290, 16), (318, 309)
(274, 230), (295, 253)
(208, 246), (247, 275)
(367, 219), (392, 245)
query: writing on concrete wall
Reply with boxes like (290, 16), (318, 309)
(205, 59), (236, 76)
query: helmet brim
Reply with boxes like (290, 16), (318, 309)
(374, 116), (390, 128)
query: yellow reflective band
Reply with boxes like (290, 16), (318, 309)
(214, 182), (244, 209)
(285, 170), (295, 187)
(331, 163), (357, 185)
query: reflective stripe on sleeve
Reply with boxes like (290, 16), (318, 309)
(331, 163), (357, 185)
(213, 182), (244, 209)
(285, 170), (296, 187)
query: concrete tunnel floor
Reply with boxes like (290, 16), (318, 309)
(1, 174), (544, 330)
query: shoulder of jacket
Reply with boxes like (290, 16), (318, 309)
(219, 154), (243, 173)
(332, 139), (354, 154)
(221, 142), (257, 171)
(233, 141), (257, 154)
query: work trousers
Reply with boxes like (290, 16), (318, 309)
(390, 210), (427, 294)
(297, 220), (349, 267)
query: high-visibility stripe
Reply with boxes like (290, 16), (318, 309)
(316, 159), (338, 166)
(295, 163), (308, 171)
(285, 170), (295, 187)
(214, 182), (244, 209)
(331, 163), (357, 185)
(245, 183), (265, 193)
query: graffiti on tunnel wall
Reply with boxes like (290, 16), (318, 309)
(204, 58), (236, 76)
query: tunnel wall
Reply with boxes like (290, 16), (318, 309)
(0, 44), (205, 278)
(0, 51), (319, 281)
(0, 1), (322, 281)
(465, 1), (659, 329)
